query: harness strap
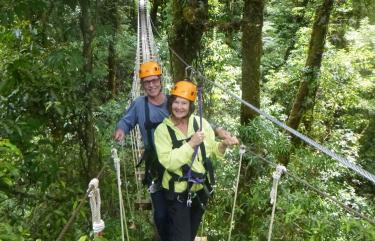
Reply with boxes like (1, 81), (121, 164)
(142, 96), (163, 185)
(144, 96), (161, 147)
(165, 117), (215, 201)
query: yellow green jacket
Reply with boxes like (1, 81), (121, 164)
(154, 115), (223, 193)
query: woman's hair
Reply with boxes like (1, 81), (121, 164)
(167, 95), (195, 118)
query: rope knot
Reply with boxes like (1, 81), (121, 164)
(111, 148), (119, 162)
(239, 144), (246, 155)
(112, 148), (121, 172)
(88, 178), (99, 195)
(272, 165), (287, 181)
(93, 219), (105, 234)
(270, 164), (287, 204)
(88, 178), (105, 235)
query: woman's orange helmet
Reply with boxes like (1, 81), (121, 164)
(171, 80), (197, 102)
(139, 61), (161, 78)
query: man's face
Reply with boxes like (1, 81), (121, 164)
(142, 75), (161, 97)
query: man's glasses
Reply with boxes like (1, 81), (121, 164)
(142, 78), (160, 86)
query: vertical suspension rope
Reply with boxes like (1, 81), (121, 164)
(112, 148), (130, 241)
(227, 145), (246, 241)
(120, 143), (136, 227)
(130, 130), (141, 196)
(267, 165), (287, 241)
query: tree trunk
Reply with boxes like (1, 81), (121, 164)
(79, 0), (95, 76)
(106, 0), (120, 99)
(358, 111), (375, 193)
(169, 0), (208, 80)
(78, 0), (101, 177)
(279, 0), (334, 166)
(150, 0), (163, 28)
(240, 0), (264, 124)
(282, 0), (309, 63)
(108, 40), (117, 98)
(287, 0), (334, 131)
(237, 0), (264, 237)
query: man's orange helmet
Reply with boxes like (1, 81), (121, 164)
(139, 61), (161, 78)
(171, 80), (197, 102)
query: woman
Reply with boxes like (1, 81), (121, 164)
(154, 80), (238, 241)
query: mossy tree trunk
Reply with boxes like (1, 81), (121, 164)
(240, 0), (263, 124)
(237, 0), (264, 237)
(78, 0), (101, 178)
(287, 0), (334, 132)
(105, 0), (120, 99)
(169, 0), (208, 80)
(282, 0), (334, 165)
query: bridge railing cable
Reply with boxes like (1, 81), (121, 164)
(200, 74), (375, 185)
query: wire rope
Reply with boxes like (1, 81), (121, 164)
(150, 20), (375, 185)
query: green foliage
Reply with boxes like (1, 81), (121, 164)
(1, 0), (374, 240)
(239, 117), (292, 160)
(0, 1), (138, 240)
(200, 33), (241, 132)
(0, 139), (21, 190)
(0, 223), (28, 241)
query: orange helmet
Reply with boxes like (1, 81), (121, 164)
(139, 61), (161, 79)
(171, 80), (197, 102)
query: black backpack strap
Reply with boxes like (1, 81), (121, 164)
(142, 97), (164, 186)
(166, 125), (193, 149)
(167, 126), (181, 149)
(144, 97), (153, 146)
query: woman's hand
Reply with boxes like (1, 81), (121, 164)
(188, 130), (205, 148)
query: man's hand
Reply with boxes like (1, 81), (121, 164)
(215, 127), (239, 144)
(114, 129), (125, 142)
(217, 128), (239, 154)
(221, 135), (240, 147)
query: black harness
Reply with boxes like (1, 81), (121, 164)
(141, 96), (165, 186)
(165, 118), (215, 205)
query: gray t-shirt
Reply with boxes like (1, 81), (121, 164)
(116, 95), (169, 147)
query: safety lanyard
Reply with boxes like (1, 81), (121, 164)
(187, 86), (203, 182)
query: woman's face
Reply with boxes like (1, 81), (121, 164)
(171, 96), (190, 120)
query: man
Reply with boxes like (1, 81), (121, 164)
(114, 61), (237, 241)
(114, 61), (169, 241)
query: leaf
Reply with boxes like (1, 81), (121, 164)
(76, 235), (88, 241)
(0, 177), (13, 186)
(0, 139), (21, 155)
